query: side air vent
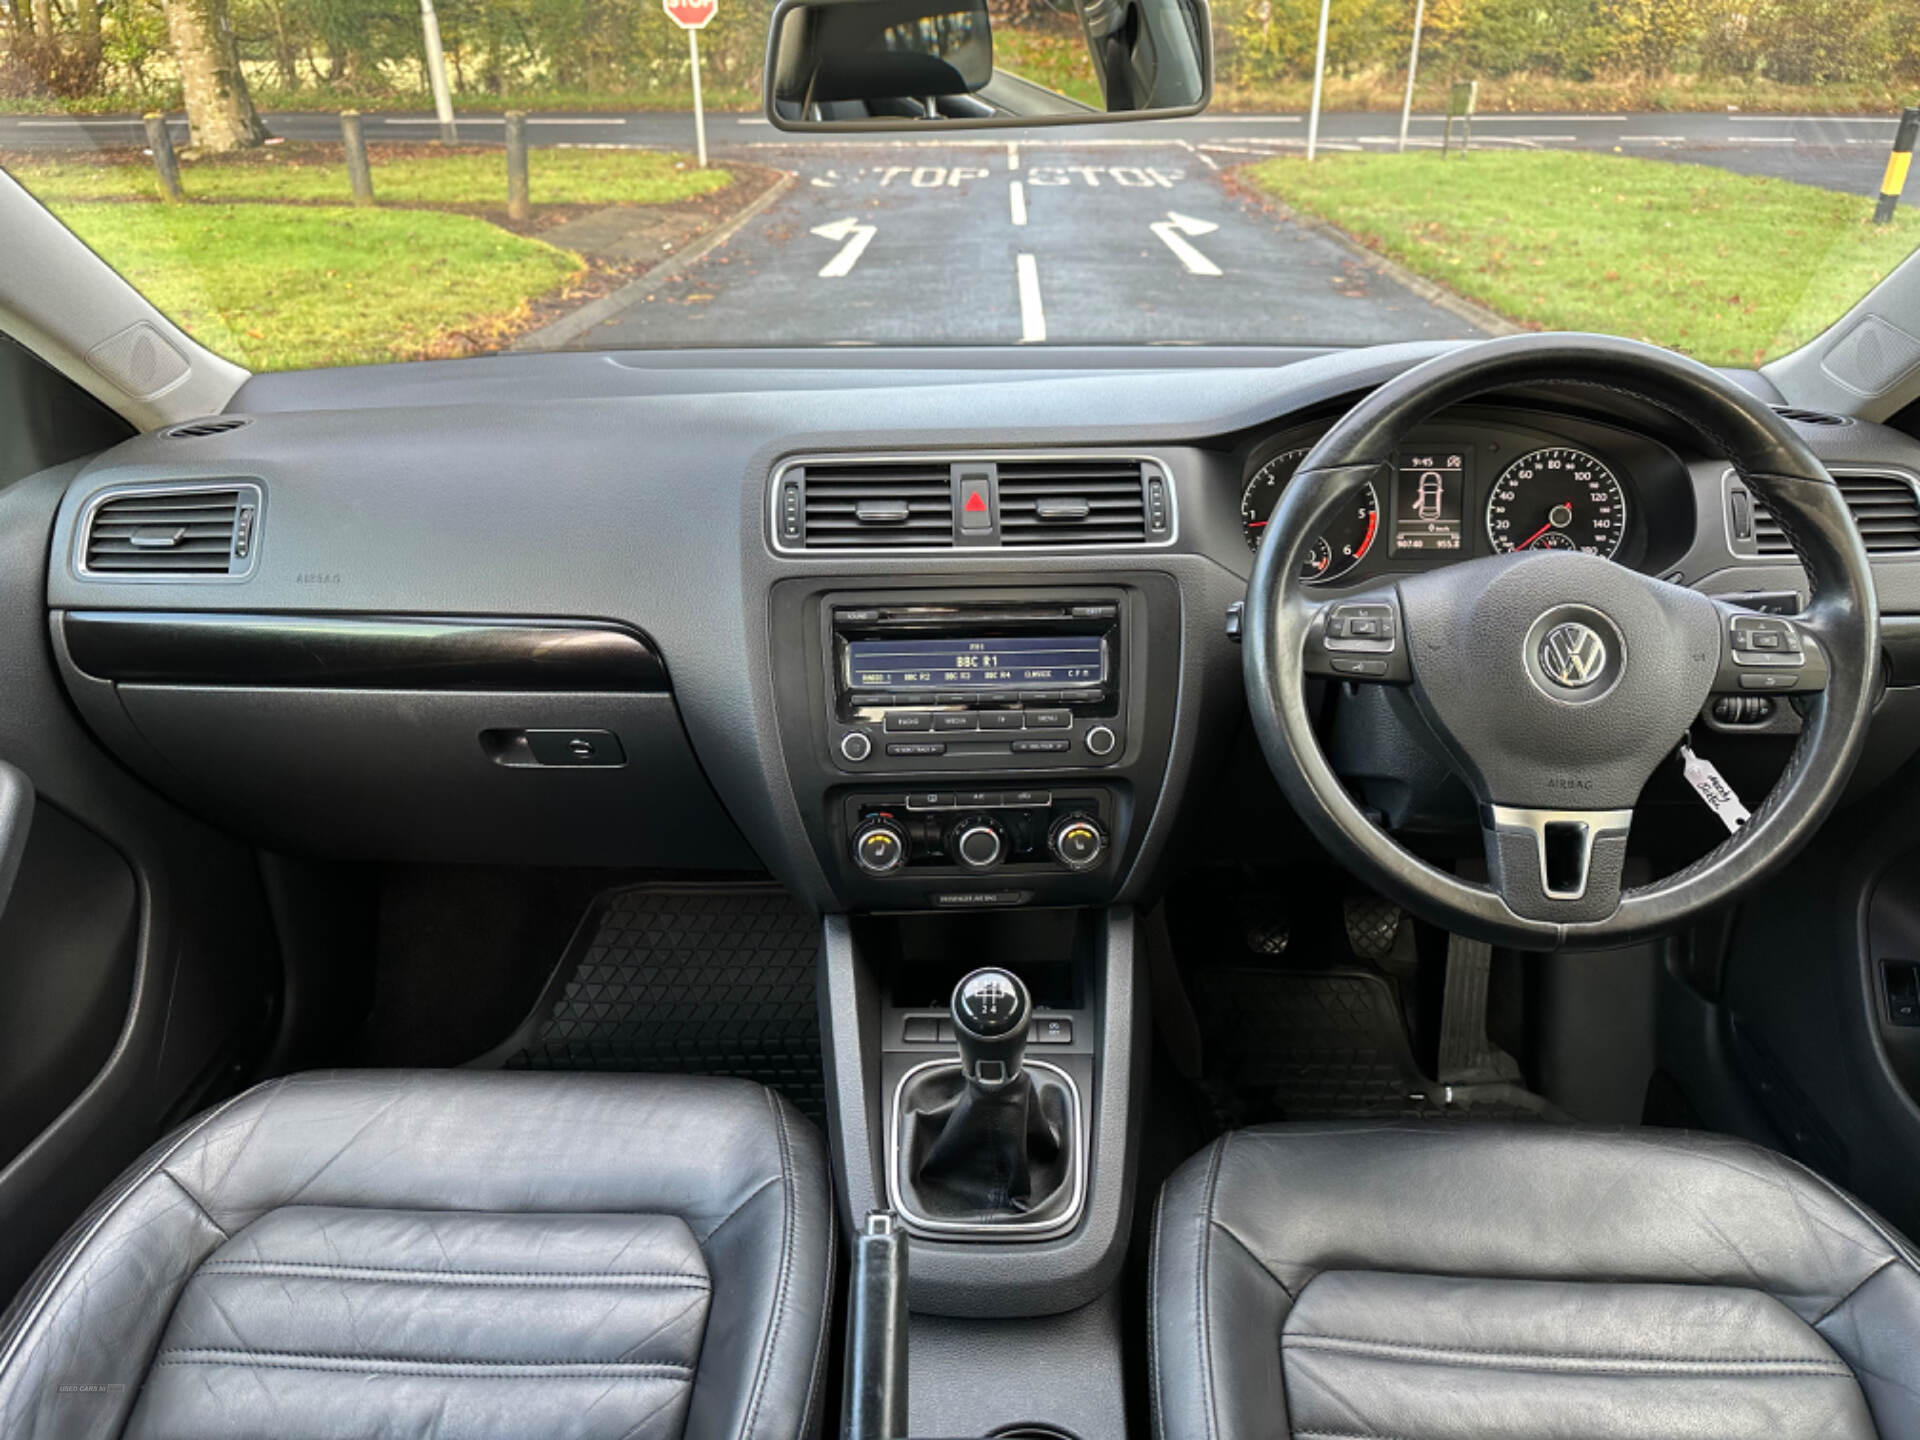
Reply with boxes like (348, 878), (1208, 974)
(1769, 404), (1850, 428)
(997, 458), (1160, 547)
(164, 416), (251, 439)
(79, 482), (261, 578)
(799, 461), (954, 548)
(1737, 473), (1920, 557)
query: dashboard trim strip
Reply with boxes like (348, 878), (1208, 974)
(60, 611), (668, 691)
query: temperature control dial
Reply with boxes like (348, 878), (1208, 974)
(1049, 814), (1108, 871)
(946, 816), (1007, 872)
(851, 817), (908, 875)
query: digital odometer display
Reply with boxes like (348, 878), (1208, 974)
(1391, 450), (1469, 553)
(846, 635), (1106, 692)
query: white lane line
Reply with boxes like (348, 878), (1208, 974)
(1729, 115), (1895, 124)
(1016, 253), (1046, 343)
(1180, 138), (1219, 170)
(384, 117), (505, 125)
(531, 116), (624, 125)
(1007, 141), (1020, 170)
(1184, 115), (1302, 124)
(1740, 137), (1800, 144)
(1149, 211), (1221, 276)
(811, 216), (877, 277)
(17, 117), (151, 126)
(1618, 135), (1690, 143)
(1009, 180), (1027, 226)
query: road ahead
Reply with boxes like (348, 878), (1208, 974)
(562, 138), (1487, 348)
(1, 106), (1911, 197)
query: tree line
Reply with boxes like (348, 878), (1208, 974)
(4, 0), (1916, 151)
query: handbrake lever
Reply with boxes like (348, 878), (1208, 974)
(842, 1211), (908, 1440)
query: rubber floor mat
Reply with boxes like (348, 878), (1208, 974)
(1194, 966), (1438, 1123)
(479, 884), (826, 1124)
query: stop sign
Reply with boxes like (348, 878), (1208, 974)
(663, 0), (716, 28)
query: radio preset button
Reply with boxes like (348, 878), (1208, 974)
(840, 732), (873, 762)
(884, 713), (933, 732)
(977, 712), (1023, 731)
(1011, 739), (1071, 755)
(1024, 710), (1070, 729)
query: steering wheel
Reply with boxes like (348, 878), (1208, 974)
(1244, 333), (1880, 950)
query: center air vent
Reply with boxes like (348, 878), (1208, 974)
(1734, 472), (1920, 556)
(998, 458), (1158, 546)
(776, 454), (1173, 551)
(80, 482), (261, 577)
(799, 461), (954, 548)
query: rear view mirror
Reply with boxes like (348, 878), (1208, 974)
(765, 0), (1210, 131)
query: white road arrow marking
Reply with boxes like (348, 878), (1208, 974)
(1150, 211), (1222, 276)
(811, 216), (877, 277)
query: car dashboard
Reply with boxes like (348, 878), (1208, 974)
(33, 340), (1920, 919)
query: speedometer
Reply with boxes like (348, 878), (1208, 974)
(1486, 447), (1626, 558)
(1242, 447), (1380, 583)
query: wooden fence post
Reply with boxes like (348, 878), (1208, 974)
(341, 110), (375, 206)
(505, 110), (530, 222)
(143, 112), (182, 202)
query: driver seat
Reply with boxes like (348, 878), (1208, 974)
(1149, 1123), (1920, 1440)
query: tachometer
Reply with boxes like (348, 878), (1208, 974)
(1242, 448), (1380, 583)
(1486, 447), (1627, 558)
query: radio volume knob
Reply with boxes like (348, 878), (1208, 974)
(840, 731), (873, 763)
(1049, 815), (1107, 871)
(1085, 725), (1117, 757)
(852, 817), (908, 876)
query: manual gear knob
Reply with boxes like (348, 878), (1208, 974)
(950, 967), (1031, 1091)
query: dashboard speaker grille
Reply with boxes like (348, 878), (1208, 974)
(997, 458), (1149, 546)
(800, 461), (954, 548)
(1746, 473), (1920, 556)
(81, 483), (258, 576)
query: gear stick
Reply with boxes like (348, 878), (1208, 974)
(893, 968), (1075, 1226)
(951, 967), (1032, 1091)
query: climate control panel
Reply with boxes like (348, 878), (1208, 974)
(842, 787), (1114, 881)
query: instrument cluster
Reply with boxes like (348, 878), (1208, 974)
(1236, 409), (1694, 586)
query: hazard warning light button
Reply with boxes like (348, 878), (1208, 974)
(959, 470), (993, 532)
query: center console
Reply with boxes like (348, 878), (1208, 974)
(770, 576), (1182, 911)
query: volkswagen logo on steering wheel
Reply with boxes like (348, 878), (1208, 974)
(1540, 622), (1609, 688)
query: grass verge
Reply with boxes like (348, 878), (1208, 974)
(1241, 150), (1920, 364)
(49, 201), (585, 371)
(6, 143), (730, 208)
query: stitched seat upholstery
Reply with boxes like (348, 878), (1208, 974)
(1149, 1122), (1920, 1440)
(0, 1071), (835, 1440)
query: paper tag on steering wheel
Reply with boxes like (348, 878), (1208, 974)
(1679, 740), (1750, 834)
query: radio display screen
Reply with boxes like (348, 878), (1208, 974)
(846, 635), (1106, 691)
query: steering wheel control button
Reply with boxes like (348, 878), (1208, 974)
(1323, 602), (1398, 653)
(1740, 671), (1798, 690)
(1084, 725), (1118, 756)
(852, 818), (908, 875)
(1049, 815), (1108, 870)
(840, 731), (873, 762)
(1330, 658), (1389, 678)
(1729, 614), (1805, 666)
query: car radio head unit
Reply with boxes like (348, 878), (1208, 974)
(823, 593), (1126, 773)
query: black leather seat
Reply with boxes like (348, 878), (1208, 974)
(1150, 1123), (1920, 1440)
(0, 1071), (835, 1440)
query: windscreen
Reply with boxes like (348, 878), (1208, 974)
(4, 0), (1917, 370)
